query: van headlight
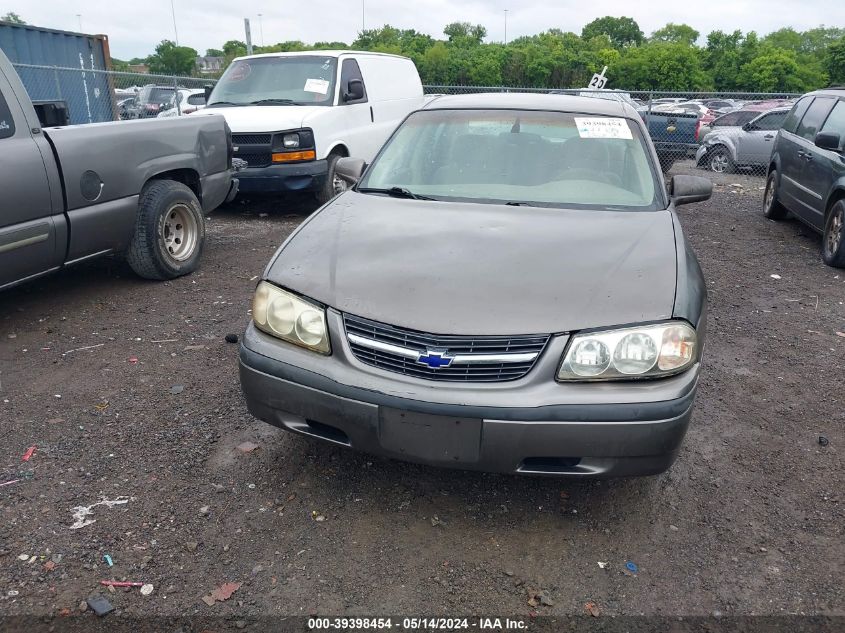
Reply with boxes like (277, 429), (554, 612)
(557, 321), (697, 381)
(252, 281), (330, 354)
(282, 133), (300, 148)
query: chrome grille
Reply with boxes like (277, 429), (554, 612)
(232, 133), (272, 145)
(343, 313), (548, 382)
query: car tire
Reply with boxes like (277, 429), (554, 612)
(126, 180), (206, 280)
(822, 200), (845, 268)
(315, 154), (349, 206)
(706, 146), (734, 173)
(763, 170), (789, 220)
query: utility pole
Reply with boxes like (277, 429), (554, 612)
(258, 14), (264, 47)
(170, 0), (179, 45)
(504, 9), (508, 45)
(76, 14), (82, 32)
(244, 18), (254, 55)
(362, 0), (366, 32)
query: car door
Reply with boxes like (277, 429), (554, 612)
(741, 110), (788, 165)
(787, 97), (837, 227)
(334, 57), (378, 159)
(804, 99), (845, 228)
(777, 97), (814, 211)
(0, 78), (62, 289)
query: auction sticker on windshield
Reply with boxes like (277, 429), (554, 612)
(574, 117), (633, 139)
(304, 78), (330, 94)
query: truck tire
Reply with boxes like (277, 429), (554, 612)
(126, 180), (205, 280)
(706, 146), (734, 173)
(822, 200), (845, 268)
(763, 170), (789, 220)
(315, 154), (349, 206)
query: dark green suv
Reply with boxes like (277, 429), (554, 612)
(764, 89), (845, 267)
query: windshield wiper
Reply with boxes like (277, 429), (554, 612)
(358, 187), (435, 201)
(206, 101), (241, 107)
(248, 98), (297, 105)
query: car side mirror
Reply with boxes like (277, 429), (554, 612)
(204, 85), (214, 103)
(815, 131), (841, 152)
(335, 157), (367, 184)
(741, 122), (753, 131)
(670, 175), (712, 206)
(343, 79), (365, 102)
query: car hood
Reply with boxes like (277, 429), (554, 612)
(266, 192), (678, 335)
(196, 104), (322, 132)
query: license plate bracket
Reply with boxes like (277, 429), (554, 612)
(379, 408), (482, 464)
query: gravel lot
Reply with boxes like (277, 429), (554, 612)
(0, 167), (843, 628)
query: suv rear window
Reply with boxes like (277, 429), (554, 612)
(0, 91), (15, 139)
(796, 97), (836, 141)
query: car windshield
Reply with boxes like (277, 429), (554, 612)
(359, 109), (660, 210)
(208, 56), (337, 106)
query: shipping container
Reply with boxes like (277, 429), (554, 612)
(0, 21), (116, 124)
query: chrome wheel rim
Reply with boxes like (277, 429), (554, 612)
(764, 177), (774, 211)
(710, 152), (729, 173)
(827, 207), (843, 255)
(160, 203), (197, 262)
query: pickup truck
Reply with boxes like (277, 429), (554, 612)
(640, 108), (700, 171)
(0, 49), (239, 291)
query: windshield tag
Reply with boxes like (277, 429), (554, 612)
(304, 78), (330, 94)
(574, 117), (632, 140)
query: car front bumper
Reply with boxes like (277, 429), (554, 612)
(236, 159), (328, 193)
(238, 313), (701, 478)
(695, 145), (708, 164)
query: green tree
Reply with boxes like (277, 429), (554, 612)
(1, 12), (25, 23)
(737, 48), (805, 92)
(111, 58), (130, 71)
(581, 16), (643, 49)
(443, 22), (487, 46)
(826, 37), (845, 85)
(205, 48), (224, 57)
(613, 42), (709, 90)
(650, 23), (699, 46)
(146, 40), (198, 75)
(222, 40), (248, 57)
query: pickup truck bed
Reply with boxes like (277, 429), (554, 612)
(0, 48), (237, 290)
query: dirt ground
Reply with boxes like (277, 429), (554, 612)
(0, 165), (843, 628)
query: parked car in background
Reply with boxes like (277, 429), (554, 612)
(135, 84), (178, 118)
(0, 49), (240, 290)
(640, 107), (701, 171)
(157, 89), (207, 118)
(696, 107), (790, 172)
(199, 50), (425, 202)
(765, 89), (845, 267)
(698, 107), (765, 139)
(239, 92), (712, 478)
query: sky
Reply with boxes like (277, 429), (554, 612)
(5, 0), (845, 60)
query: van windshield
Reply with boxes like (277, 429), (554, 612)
(208, 56), (338, 107)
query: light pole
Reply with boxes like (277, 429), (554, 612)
(362, 0), (366, 32)
(504, 9), (508, 45)
(170, 0), (179, 45)
(258, 13), (264, 47)
(76, 14), (82, 32)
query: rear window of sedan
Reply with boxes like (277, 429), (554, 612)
(360, 109), (660, 210)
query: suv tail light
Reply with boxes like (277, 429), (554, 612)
(695, 119), (701, 142)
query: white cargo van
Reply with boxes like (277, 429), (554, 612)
(200, 50), (424, 202)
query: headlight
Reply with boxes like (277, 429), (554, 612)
(557, 322), (697, 381)
(282, 133), (300, 149)
(252, 281), (330, 354)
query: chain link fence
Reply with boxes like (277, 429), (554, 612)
(10, 63), (801, 179)
(12, 63), (216, 125)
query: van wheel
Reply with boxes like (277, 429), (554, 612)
(315, 154), (348, 205)
(126, 180), (205, 280)
(822, 200), (845, 268)
(763, 170), (789, 220)
(707, 146), (734, 173)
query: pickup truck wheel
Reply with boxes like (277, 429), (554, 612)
(315, 154), (348, 205)
(763, 170), (789, 220)
(707, 146), (734, 173)
(822, 200), (845, 268)
(126, 180), (205, 280)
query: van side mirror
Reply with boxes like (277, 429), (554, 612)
(204, 85), (214, 103)
(815, 131), (841, 152)
(670, 175), (712, 206)
(335, 157), (367, 184)
(343, 79), (365, 102)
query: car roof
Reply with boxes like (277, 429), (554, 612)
(234, 49), (411, 62)
(422, 92), (634, 117)
(806, 87), (845, 99)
